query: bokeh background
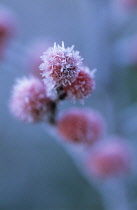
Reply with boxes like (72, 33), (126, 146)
(0, 0), (137, 209)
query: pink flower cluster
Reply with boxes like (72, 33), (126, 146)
(10, 42), (96, 124)
(40, 42), (95, 100)
(9, 41), (132, 180)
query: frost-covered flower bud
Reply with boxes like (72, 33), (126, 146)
(86, 138), (131, 178)
(27, 40), (51, 78)
(57, 108), (105, 144)
(40, 42), (83, 93)
(9, 76), (53, 123)
(64, 67), (95, 100)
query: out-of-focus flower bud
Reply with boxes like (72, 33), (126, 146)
(57, 108), (105, 144)
(86, 138), (131, 178)
(9, 76), (53, 123)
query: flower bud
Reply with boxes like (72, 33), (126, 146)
(40, 42), (83, 93)
(64, 67), (95, 100)
(57, 108), (105, 144)
(9, 76), (53, 123)
(86, 138), (131, 178)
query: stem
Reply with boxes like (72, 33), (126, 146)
(47, 100), (57, 125)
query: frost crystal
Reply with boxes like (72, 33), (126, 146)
(40, 42), (83, 93)
(64, 67), (96, 101)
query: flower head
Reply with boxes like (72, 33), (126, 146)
(86, 138), (131, 178)
(57, 108), (105, 144)
(64, 67), (95, 100)
(9, 76), (52, 123)
(40, 42), (83, 92)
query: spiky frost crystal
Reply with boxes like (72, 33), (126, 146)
(40, 42), (83, 92)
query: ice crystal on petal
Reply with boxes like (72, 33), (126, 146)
(40, 42), (83, 92)
(64, 67), (96, 101)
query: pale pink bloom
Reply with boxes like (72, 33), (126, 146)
(0, 8), (17, 42)
(27, 40), (51, 78)
(64, 67), (95, 100)
(40, 42), (83, 91)
(57, 108), (105, 144)
(120, 0), (137, 8)
(0, 8), (17, 59)
(9, 76), (52, 123)
(86, 138), (131, 178)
